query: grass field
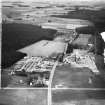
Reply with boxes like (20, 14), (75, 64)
(0, 89), (48, 105)
(52, 89), (105, 105)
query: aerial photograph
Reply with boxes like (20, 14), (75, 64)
(0, 0), (105, 105)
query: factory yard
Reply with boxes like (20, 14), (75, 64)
(52, 50), (105, 88)
(2, 21), (105, 88)
(1, 48), (105, 88)
(1, 1), (105, 105)
(1, 1), (105, 88)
